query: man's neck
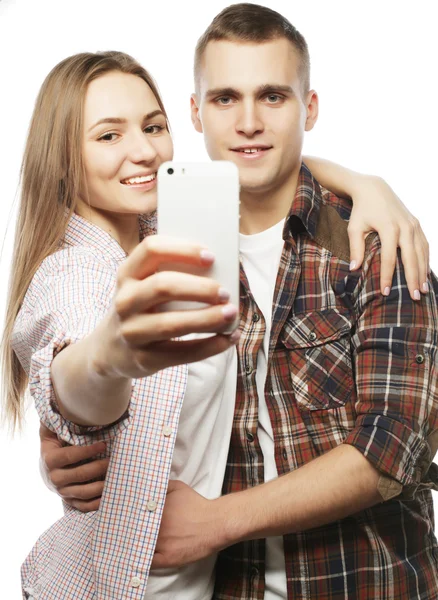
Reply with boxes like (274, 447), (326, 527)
(239, 166), (301, 235)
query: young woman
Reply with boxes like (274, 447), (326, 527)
(2, 51), (429, 599)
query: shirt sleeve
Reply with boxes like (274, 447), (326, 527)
(343, 234), (438, 494)
(12, 250), (130, 446)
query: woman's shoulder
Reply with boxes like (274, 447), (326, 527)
(24, 245), (117, 313)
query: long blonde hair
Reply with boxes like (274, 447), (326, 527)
(1, 51), (168, 431)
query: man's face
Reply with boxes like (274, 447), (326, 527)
(192, 38), (318, 197)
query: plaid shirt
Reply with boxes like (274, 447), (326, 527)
(13, 212), (188, 600)
(214, 165), (438, 600)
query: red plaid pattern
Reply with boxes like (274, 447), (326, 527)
(214, 165), (438, 600)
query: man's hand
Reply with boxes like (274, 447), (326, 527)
(39, 423), (109, 512)
(152, 481), (223, 569)
(347, 175), (430, 300)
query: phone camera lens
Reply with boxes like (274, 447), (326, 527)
(167, 168), (174, 175)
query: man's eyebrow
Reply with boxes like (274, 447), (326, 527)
(204, 84), (294, 100)
(88, 110), (165, 132)
(204, 87), (242, 100)
(257, 84), (295, 95)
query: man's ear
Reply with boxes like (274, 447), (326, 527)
(190, 94), (203, 133)
(304, 90), (319, 132)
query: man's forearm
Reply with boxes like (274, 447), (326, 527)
(216, 443), (383, 546)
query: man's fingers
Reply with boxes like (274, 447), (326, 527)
(347, 223), (365, 270)
(58, 480), (105, 501)
(151, 553), (166, 570)
(39, 422), (59, 442)
(119, 235), (214, 281)
(67, 497), (102, 513)
(115, 272), (228, 319)
(43, 442), (106, 471)
(50, 458), (110, 488)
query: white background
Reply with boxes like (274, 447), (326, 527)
(0, 0), (437, 596)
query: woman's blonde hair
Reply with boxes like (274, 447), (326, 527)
(1, 51), (168, 431)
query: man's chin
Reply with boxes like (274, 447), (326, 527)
(239, 175), (274, 196)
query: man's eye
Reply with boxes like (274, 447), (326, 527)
(266, 94), (281, 103)
(217, 97), (232, 105)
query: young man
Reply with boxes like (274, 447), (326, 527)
(153, 4), (438, 598)
(39, 4), (437, 599)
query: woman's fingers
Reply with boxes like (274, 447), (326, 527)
(416, 225), (430, 293)
(398, 223), (422, 300)
(378, 228), (399, 296)
(121, 304), (238, 347)
(346, 223), (365, 271)
(115, 271), (229, 318)
(136, 332), (240, 370)
(118, 235), (214, 282)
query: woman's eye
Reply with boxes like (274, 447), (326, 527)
(144, 125), (164, 134)
(98, 132), (117, 142)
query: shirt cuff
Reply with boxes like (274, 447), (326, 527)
(343, 413), (429, 489)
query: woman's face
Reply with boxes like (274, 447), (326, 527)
(81, 71), (173, 217)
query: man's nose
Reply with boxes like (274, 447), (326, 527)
(235, 101), (264, 137)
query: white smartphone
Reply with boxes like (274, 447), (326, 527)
(157, 161), (240, 333)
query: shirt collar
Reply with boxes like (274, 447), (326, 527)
(64, 212), (157, 260)
(284, 163), (323, 240)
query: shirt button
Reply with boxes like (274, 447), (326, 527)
(245, 363), (253, 375)
(251, 566), (259, 578)
(130, 576), (142, 588)
(415, 354), (425, 364)
(246, 430), (255, 442)
(308, 331), (317, 342)
(282, 448), (288, 460)
(162, 425), (172, 437)
(146, 500), (158, 512)
(252, 313), (260, 322)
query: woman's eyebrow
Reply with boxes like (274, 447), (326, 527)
(88, 110), (165, 132)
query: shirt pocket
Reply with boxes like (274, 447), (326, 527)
(280, 308), (354, 411)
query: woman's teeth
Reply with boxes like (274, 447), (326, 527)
(122, 173), (156, 185)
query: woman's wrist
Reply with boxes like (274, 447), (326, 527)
(88, 309), (131, 382)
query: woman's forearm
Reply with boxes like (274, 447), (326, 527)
(302, 155), (369, 199)
(50, 309), (132, 427)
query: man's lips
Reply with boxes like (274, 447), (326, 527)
(230, 145), (272, 159)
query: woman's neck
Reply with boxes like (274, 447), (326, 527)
(75, 200), (140, 254)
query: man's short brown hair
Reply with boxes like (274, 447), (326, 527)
(194, 3), (310, 96)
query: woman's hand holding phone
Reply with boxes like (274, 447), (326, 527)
(93, 235), (240, 381)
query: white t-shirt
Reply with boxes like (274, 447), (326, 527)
(145, 218), (287, 599)
(240, 219), (288, 599)
(144, 344), (237, 600)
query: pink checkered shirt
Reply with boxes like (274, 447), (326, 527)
(13, 212), (188, 600)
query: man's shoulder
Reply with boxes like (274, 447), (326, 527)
(319, 185), (353, 222)
(312, 185), (356, 264)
